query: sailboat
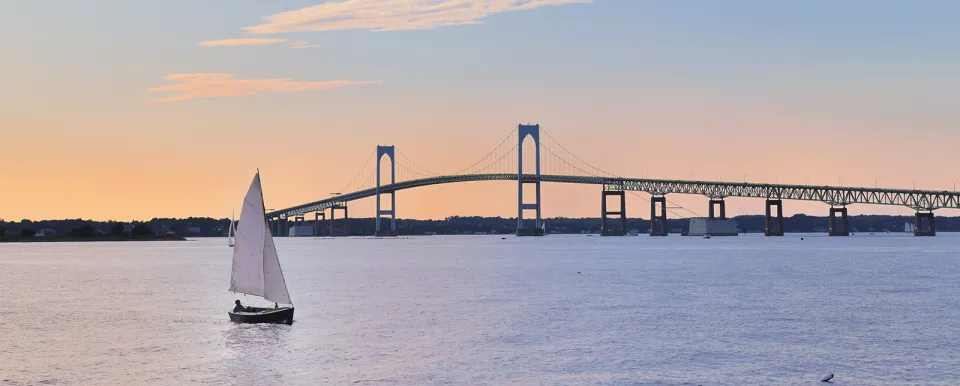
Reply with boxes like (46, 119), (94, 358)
(227, 172), (295, 325)
(227, 212), (236, 247)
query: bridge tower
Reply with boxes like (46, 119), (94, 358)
(517, 124), (543, 236)
(375, 145), (397, 236)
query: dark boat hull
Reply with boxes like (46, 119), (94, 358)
(228, 307), (294, 325)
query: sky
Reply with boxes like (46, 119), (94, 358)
(2, 0), (960, 221)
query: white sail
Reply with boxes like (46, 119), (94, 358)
(228, 213), (236, 247)
(262, 226), (291, 304)
(229, 173), (292, 305)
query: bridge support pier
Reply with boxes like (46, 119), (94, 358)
(516, 124), (544, 236)
(601, 190), (627, 236)
(313, 211), (326, 237)
(276, 215), (288, 237)
(329, 204), (348, 237)
(765, 199), (784, 236)
(828, 207), (849, 236)
(292, 216), (305, 237)
(708, 199), (726, 220)
(914, 211), (936, 236)
(649, 196), (668, 236)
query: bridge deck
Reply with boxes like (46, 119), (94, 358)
(266, 174), (960, 218)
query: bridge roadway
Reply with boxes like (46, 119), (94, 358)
(266, 174), (960, 218)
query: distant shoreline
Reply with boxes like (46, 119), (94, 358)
(0, 236), (186, 243)
(4, 214), (958, 238)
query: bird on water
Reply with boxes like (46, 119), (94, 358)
(821, 373), (834, 382)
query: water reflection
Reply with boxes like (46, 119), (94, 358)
(220, 323), (292, 385)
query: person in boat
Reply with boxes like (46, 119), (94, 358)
(233, 300), (245, 313)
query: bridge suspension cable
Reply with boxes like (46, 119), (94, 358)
(337, 151), (376, 195)
(450, 128), (519, 176)
(538, 127), (702, 219)
(395, 149), (440, 181)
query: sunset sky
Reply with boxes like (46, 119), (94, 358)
(3, 1), (960, 221)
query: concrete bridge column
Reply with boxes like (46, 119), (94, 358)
(313, 211), (326, 237)
(915, 211), (936, 236)
(601, 190), (627, 236)
(708, 199), (726, 220)
(765, 199), (784, 236)
(649, 196), (668, 236)
(292, 216), (304, 237)
(329, 204), (348, 237)
(276, 215), (287, 237)
(829, 207), (849, 236)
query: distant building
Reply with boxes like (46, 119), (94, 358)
(36, 228), (57, 237)
(288, 225), (314, 237)
(686, 218), (739, 236)
(186, 227), (201, 234)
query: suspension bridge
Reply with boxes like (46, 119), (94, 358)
(265, 124), (960, 237)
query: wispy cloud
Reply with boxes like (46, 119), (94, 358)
(290, 40), (322, 49)
(197, 38), (289, 47)
(146, 73), (381, 103)
(243, 0), (592, 34)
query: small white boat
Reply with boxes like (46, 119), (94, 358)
(227, 212), (236, 247)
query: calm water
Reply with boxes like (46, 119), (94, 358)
(2, 234), (960, 385)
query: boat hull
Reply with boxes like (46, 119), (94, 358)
(228, 307), (294, 325)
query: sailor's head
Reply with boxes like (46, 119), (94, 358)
(235, 300), (241, 305)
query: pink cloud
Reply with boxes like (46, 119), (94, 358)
(197, 38), (289, 47)
(146, 73), (381, 103)
(290, 40), (322, 49)
(243, 0), (593, 34)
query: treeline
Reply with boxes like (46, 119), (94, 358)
(2, 214), (957, 239)
(0, 217), (226, 240)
